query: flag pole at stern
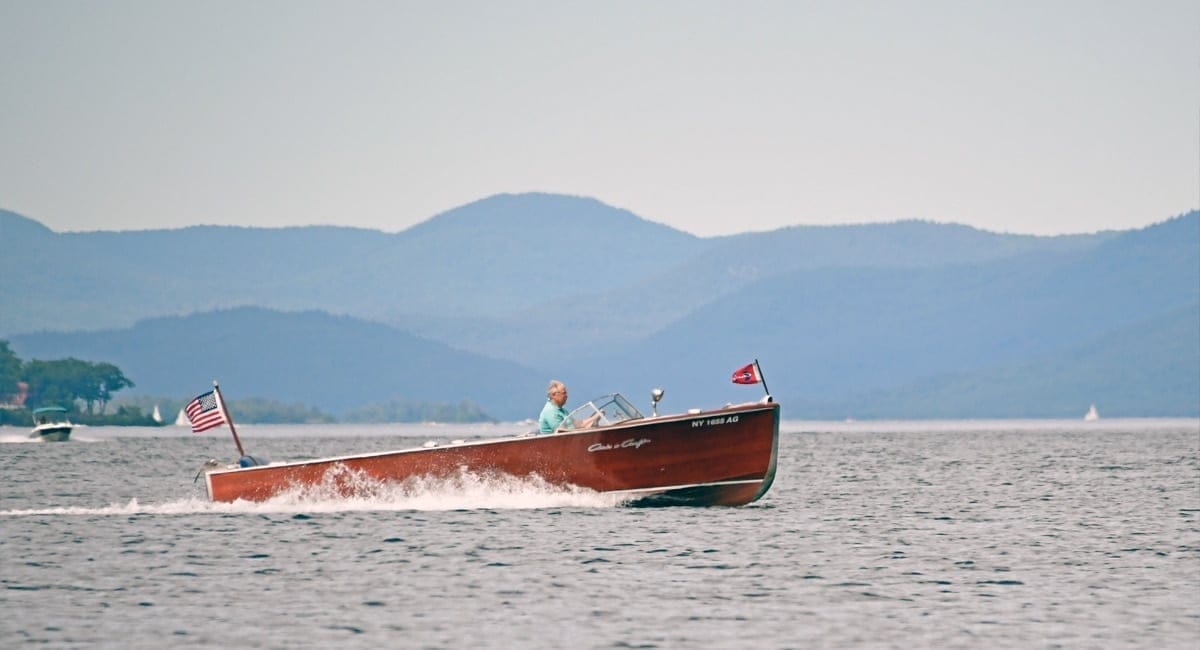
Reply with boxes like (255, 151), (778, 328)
(212, 380), (245, 457)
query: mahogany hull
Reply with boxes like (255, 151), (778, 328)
(206, 401), (780, 507)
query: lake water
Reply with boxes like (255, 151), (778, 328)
(2, 419), (1198, 648)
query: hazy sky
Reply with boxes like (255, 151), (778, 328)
(1, 1), (1196, 237)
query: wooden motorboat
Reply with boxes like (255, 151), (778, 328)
(203, 393), (780, 507)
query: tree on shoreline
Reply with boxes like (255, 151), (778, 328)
(0, 340), (141, 424)
(22, 358), (134, 414)
(0, 341), (21, 403)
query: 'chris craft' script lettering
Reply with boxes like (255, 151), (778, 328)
(588, 438), (652, 453)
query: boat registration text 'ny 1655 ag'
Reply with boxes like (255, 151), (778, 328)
(588, 438), (652, 453)
(691, 415), (739, 428)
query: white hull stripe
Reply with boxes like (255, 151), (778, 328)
(604, 478), (762, 497)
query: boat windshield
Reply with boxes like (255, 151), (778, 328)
(32, 406), (69, 424)
(566, 393), (644, 427)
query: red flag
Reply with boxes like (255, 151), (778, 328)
(731, 362), (761, 385)
(185, 390), (228, 433)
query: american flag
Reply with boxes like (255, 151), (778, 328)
(185, 390), (228, 433)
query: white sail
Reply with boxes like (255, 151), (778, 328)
(1084, 404), (1099, 421)
(152, 404), (163, 423)
(174, 408), (190, 426)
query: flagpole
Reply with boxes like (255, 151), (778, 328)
(754, 359), (771, 398)
(212, 380), (246, 457)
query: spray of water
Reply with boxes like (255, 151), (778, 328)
(0, 466), (628, 516)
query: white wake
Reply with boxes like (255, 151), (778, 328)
(0, 469), (627, 516)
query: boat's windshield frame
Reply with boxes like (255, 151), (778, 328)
(566, 393), (645, 428)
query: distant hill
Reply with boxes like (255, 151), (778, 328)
(0, 212), (394, 335)
(563, 212), (1200, 416)
(6, 307), (545, 420)
(815, 303), (1200, 419)
(0, 193), (705, 335)
(0, 195), (1109, 357)
(392, 218), (1115, 366)
(2, 195), (1196, 418)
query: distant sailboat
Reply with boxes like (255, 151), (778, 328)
(152, 404), (163, 424)
(1084, 404), (1099, 421)
(175, 408), (190, 426)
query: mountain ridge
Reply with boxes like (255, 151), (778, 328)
(2, 196), (1196, 418)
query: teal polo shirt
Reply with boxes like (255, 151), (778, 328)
(539, 400), (572, 434)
